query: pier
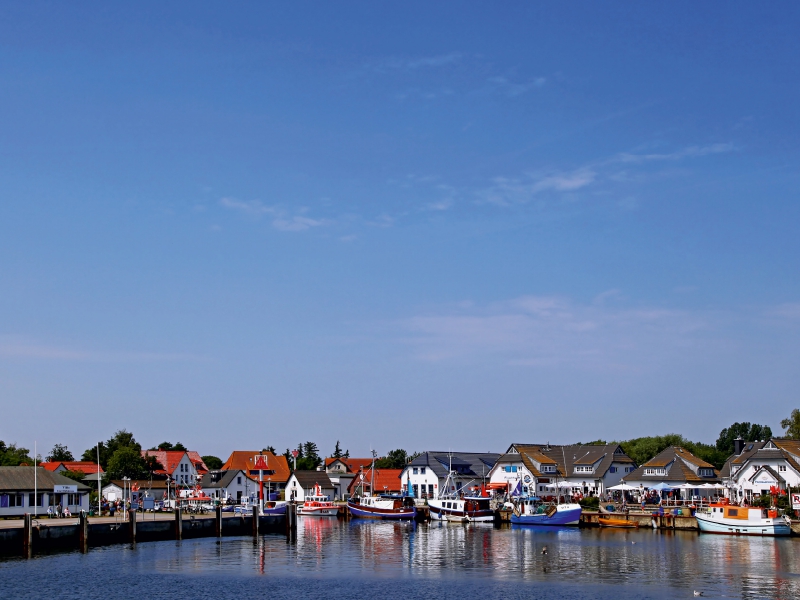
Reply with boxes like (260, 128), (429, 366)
(0, 509), (286, 558)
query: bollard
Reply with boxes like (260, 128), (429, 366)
(216, 505), (222, 538)
(175, 507), (183, 540)
(23, 513), (33, 559)
(79, 512), (89, 553)
(128, 509), (137, 544)
(252, 506), (259, 539)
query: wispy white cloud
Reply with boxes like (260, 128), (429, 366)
(401, 295), (714, 369)
(616, 143), (737, 164)
(220, 198), (327, 232)
(482, 76), (546, 97)
(478, 169), (596, 206)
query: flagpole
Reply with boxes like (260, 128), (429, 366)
(34, 441), (37, 517)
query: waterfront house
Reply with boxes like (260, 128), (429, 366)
(399, 452), (500, 500)
(220, 451), (291, 493)
(141, 450), (208, 487)
(347, 468), (404, 497)
(487, 443), (635, 498)
(325, 457), (373, 499)
(720, 438), (800, 503)
(622, 446), (720, 500)
(199, 470), (261, 504)
(102, 479), (170, 503)
(286, 470), (335, 502)
(0, 467), (90, 517)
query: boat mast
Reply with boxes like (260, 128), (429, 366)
(370, 449), (377, 496)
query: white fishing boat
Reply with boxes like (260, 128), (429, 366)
(296, 484), (339, 517)
(695, 501), (791, 536)
(428, 463), (494, 522)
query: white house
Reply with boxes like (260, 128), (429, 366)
(141, 450), (207, 487)
(285, 470), (335, 502)
(622, 446), (720, 500)
(0, 467), (90, 517)
(720, 438), (800, 502)
(324, 457), (373, 499)
(399, 452), (500, 500)
(199, 470), (263, 504)
(487, 443), (636, 498)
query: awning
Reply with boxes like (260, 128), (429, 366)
(486, 482), (509, 490)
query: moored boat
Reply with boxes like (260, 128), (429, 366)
(428, 495), (494, 522)
(296, 484), (339, 517)
(347, 494), (416, 519)
(262, 500), (288, 515)
(695, 501), (791, 536)
(510, 496), (582, 526)
(598, 516), (638, 528)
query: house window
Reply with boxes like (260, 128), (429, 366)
(28, 493), (43, 507)
(2, 493), (24, 507)
(699, 468), (714, 477)
(609, 467), (617, 474)
(543, 465), (556, 473)
(575, 466), (593, 473)
(421, 467), (426, 474)
(413, 485), (418, 496)
(779, 465), (787, 472)
(238, 476), (242, 485)
(644, 468), (666, 476)
(413, 468), (418, 475)
(428, 484), (434, 495)
(512, 466), (518, 473)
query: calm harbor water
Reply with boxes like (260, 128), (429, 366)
(1, 518), (798, 599)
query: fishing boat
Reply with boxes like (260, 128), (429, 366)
(348, 494), (416, 519)
(695, 501), (791, 536)
(296, 484), (339, 517)
(347, 451), (416, 519)
(428, 459), (495, 522)
(510, 496), (582, 526)
(598, 516), (638, 528)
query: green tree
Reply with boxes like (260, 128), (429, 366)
(0, 441), (33, 466)
(106, 446), (148, 480)
(263, 446), (276, 454)
(295, 441), (321, 470)
(375, 449), (409, 469)
(59, 469), (87, 482)
(332, 441), (343, 459)
(202, 455), (223, 470)
(82, 429), (142, 469)
(716, 422), (774, 454)
(781, 409), (800, 439)
(46, 443), (74, 462)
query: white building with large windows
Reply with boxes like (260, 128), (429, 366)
(488, 443), (635, 498)
(720, 438), (800, 502)
(0, 467), (90, 517)
(399, 452), (500, 500)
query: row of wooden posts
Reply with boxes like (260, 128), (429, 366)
(20, 503), (298, 559)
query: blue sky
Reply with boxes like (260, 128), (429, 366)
(1, 2), (799, 460)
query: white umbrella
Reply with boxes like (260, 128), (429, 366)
(608, 483), (638, 491)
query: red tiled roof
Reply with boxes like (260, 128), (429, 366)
(221, 451), (291, 483)
(347, 468), (404, 495)
(141, 450), (190, 475)
(325, 457), (374, 473)
(187, 451), (209, 473)
(40, 461), (104, 474)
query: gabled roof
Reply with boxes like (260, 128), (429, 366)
(624, 446), (719, 483)
(187, 452), (209, 473)
(324, 457), (374, 473)
(498, 443), (633, 478)
(748, 465), (784, 484)
(0, 467), (90, 491)
(347, 468), (404, 495)
(407, 452), (500, 480)
(770, 438), (800, 458)
(141, 450), (192, 476)
(221, 451), (291, 483)
(288, 470), (333, 489)
(199, 470), (255, 489)
(40, 461), (104, 474)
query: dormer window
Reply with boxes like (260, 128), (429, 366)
(542, 465), (556, 473)
(644, 468), (666, 476)
(699, 468), (714, 477)
(574, 466), (593, 473)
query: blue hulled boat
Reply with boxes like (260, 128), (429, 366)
(510, 496), (582, 526)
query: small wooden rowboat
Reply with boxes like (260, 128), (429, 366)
(599, 516), (639, 528)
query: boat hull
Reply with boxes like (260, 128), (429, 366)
(598, 517), (638, 528)
(347, 501), (416, 520)
(429, 505), (494, 522)
(695, 514), (791, 536)
(297, 506), (339, 517)
(511, 504), (582, 526)
(262, 504), (287, 516)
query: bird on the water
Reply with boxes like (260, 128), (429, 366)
(541, 546), (548, 555)
(693, 592), (703, 597)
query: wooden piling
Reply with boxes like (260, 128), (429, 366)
(79, 512), (89, 553)
(128, 509), (136, 544)
(216, 506), (222, 538)
(252, 506), (259, 538)
(175, 508), (183, 540)
(22, 514), (32, 559)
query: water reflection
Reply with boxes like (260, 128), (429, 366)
(2, 518), (799, 599)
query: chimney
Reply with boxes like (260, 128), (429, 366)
(734, 437), (745, 455)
